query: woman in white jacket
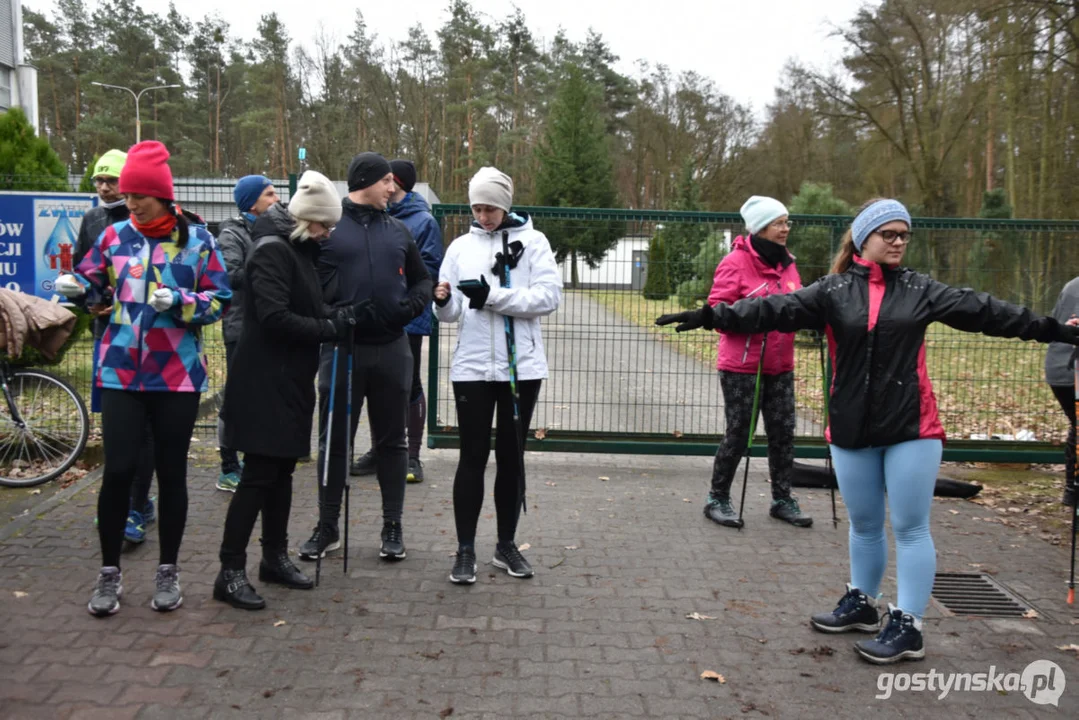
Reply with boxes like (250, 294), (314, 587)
(433, 167), (562, 585)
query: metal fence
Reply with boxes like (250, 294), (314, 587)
(428, 205), (1079, 463)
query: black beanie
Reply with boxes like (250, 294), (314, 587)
(390, 159), (417, 193)
(347, 152), (392, 192)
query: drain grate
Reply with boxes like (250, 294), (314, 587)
(931, 572), (1033, 618)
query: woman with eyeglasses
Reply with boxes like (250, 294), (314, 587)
(698, 196), (812, 530)
(657, 198), (1079, 665)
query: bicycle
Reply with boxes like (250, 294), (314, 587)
(0, 356), (90, 488)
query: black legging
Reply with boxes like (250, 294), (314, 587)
(219, 454), (297, 569)
(98, 390), (201, 568)
(452, 379), (541, 545)
(1050, 384), (1076, 490)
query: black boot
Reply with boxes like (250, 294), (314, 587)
(213, 568), (266, 610)
(259, 549), (314, 589)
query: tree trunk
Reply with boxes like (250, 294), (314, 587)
(215, 64), (222, 173)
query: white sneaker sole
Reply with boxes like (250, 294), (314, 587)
(449, 564), (477, 584)
(87, 585), (123, 617)
(855, 646), (926, 664)
(492, 557), (534, 578)
(811, 620), (879, 633)
(298, 540), (341, 560)
(151, 594), (183, 612)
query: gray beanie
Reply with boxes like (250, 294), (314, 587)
(468, 167), (514, 213)
(288, 170), (342, 225)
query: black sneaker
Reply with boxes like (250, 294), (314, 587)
(379, 521), (407, 561)
(450, 547), (477, 584)
(811, 583), (881, 633)
(493, 541), (534, 578)
(297, 523), (341, 561)
(350, 450), (377, 477)
(770, 496), (813, 527)
(704, 493), (743, 528)
(406, 457), (424, 484)
(87, 566), (123, 617)
(854, 604), (925, 664)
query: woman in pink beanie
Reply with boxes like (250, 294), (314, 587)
(55, 141), (233, 617)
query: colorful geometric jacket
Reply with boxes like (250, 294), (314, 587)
(73, 220), (232, 393)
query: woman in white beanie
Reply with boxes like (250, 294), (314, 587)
(699, 195), (811, 529)
(433, 166), (563, 585)
(214, 170), (353, 609)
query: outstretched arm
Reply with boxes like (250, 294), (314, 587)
(657, 282), (827, 334)
(928, 279), (1079, 343)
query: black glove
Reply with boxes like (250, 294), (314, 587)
(324, 307), (355, 341)
(352, 299), (379, 331)
(1055, 322), (1079, 345)
(655, 304), (715, 332)
(458, 275), (491, 310)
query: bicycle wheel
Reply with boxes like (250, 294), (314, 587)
(0, 368), (90, 488)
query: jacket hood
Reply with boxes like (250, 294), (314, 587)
(470, 211), (531, 236)
(252, 202), (296, 242)
(218, 215), (252, 236)
(388, 191), (431, 219)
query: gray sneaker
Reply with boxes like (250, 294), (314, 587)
(151, 564), (183, 612)
(87, 566), (123, 617)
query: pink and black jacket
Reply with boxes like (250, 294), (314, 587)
(711, 254), (1063, 449)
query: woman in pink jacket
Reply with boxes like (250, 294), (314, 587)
(703, 196), (811, 529)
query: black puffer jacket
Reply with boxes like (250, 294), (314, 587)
(317, 199), (432, 345)
(713, 255), (1068, 449)
(221, 203), (337, 458)
(216, 216), (256, 344)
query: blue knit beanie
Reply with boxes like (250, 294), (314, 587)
(852, 199), (911, 251)
(234, 175), (273, 213)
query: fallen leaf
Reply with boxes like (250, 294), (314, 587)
(700, 670), (726, 683)
(439, 708), (454, 719)
(544, 481), (557, 487)
(673, 430), (684, 438)
(533, 428), (547, 440)
(564, 545), (578, 550)
(273, 620), (287, 627)
(29, 489), (41, 495)
(949, 510), (959, 515)
(518, 543), (531, 551)
(1022, 609), (1039, 619)
(598, 476), (609, 481)
(1056, 644), (1079, 656)
(13, 591), (28, 598)
(685, 612), (716, 621)
(548, 558), (565, 569)
(682, 498), (691, 503)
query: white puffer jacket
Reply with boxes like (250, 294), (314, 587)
(434, 214), (562, 382)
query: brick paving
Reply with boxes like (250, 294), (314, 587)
(1, 446), (1077, 719)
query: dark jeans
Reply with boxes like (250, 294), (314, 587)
(358, 333), (427, 460)
(218, 341), (242, 474)
(98, 390), (201, 568)
(219, 454), (298, 570)
(452, 379), (541, 545)
(1050, 384), (1077, 489)
(317, 335), (412, 526)
(711, 370), (796, 501)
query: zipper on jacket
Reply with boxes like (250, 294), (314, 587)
(137, 241), (150, 390)
(488, 231), (497, 381)
(741, 281), (771, 364)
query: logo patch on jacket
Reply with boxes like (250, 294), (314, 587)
(129, 262), (144, 279)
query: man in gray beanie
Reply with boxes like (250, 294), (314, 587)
(300, 152), (432, 565)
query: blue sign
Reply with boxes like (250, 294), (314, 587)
(298, 147), (307, 161)
(0, 192), (97, 299)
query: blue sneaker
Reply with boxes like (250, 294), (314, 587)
(854, 604), (926, 664)
(124, 510), (147, 544)
(216, 471), (241, 492)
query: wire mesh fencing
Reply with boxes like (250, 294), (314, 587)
(428, 206), (1079, 461)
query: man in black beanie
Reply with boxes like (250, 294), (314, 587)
(300, 151), (432, 564)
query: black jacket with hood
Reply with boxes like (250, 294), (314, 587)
(216, 215), (256, 344)
(317, 199), (432, 345)
(221, 203), (338, 458)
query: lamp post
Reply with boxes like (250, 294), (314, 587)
(91, 82), (181, 143)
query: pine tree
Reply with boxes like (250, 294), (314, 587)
(0, 108), (69, 191)
(534, 63), (620, 287)
(787, 182), (852, 285)
(641, 232), (671, 300)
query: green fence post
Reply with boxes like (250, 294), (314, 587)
(288, 173), (297, 198)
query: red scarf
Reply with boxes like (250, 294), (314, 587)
(132, 210), (178, 238)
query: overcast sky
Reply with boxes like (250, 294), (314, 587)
(33, 0), (874, 115)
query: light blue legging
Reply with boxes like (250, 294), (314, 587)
(829, 439), (942, 618)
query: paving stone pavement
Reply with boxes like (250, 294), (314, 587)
(1, 446), (1077, 719)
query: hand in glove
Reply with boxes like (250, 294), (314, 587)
(149, 288), (178, 312)
(458, 275), (491, 309)
(655, 304), (715, 333)
(54, 274), (85, 298)
(324, 307), (356, 341)
(352, 299), (379, 331)
(1054, 318), (1079, 345)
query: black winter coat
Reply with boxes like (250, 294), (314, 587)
(317, 199), (432, 345)
(216, 216), (256, 344)
(221, 203), (337, 458)
(713, 255), (1067, 449)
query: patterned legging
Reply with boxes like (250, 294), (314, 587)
(710, 370), (795, 501)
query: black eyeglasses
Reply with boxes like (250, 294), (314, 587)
(876, 229), (912, 245)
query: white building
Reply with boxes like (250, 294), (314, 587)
(1, 1), (38, 130)
(558, 230), (732, 290)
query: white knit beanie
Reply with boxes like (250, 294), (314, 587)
(288, 170), (342, 225)
(740, 196), (788, 235)
(468, 166), (514, 213)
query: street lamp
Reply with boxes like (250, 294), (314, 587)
(91, 82), (181, 143)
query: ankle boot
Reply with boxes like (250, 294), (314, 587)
(213, 568), (266, 610)
(259, 549), (314, 589)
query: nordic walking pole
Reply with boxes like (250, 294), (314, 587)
(499, 230), (527, 514)
(1069, 352), (1078, 604)
(736, 337), (767, 530)
(316, 341), (341, 588)
(343, 324), (354, 575)
(820, 334), (838, 529)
